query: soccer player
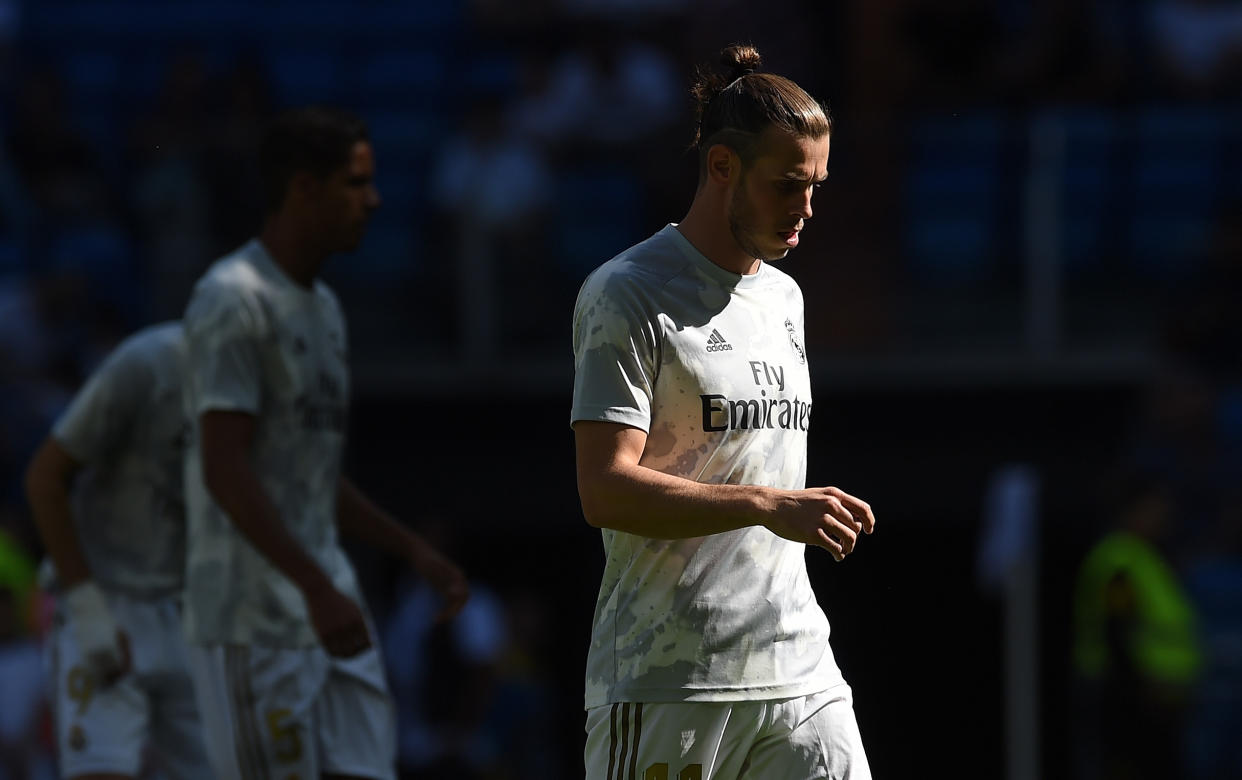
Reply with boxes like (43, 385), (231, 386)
(571, 44), (877, 779)
(24, 320), (212, 780)
(180, 105), (469, 779)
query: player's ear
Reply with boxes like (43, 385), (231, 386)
(705, 143), (738, 187)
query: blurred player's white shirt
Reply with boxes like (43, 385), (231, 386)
(51, 320), (188, 596)
(571, 225), (844, 707)
(182, 239), (363, 647)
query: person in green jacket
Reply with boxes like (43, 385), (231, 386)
(1071, 466), (1202, 780)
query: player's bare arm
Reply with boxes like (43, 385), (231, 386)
(575, 420), (875, 560)
(24, 437), (132, 682)
(25, 439), (91, 587)
(199, 409), (370, 657)
(336, 477), (469, 622)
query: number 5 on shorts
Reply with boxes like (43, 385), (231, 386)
(266, 708), (303, 764)
(645, 764), (703, 780)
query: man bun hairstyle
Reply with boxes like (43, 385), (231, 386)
(690, 44), (831, 179)
(259, 104), (370, 213)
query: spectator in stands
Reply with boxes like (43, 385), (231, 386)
(428, 91), (555, 352)
(126, 51), (214, 322)
(1071, 465), (1202, 780)
(4, 63), (111, 238)
(0, 526), (54, 780)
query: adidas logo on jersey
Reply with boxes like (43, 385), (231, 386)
(705, 329), (733, 352)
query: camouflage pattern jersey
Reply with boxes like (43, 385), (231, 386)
(571, 224), (845, 707)
(51, 321), (189, 598)
(181, 239), (363, 648)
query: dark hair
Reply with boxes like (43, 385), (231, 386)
(690, 44), (831, 179)
(259, 105), (370, 213)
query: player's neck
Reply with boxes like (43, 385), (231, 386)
(677, 200), (761, 276)
(259, 220), (327, 289)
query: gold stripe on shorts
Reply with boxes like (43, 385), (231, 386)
(607, 703), (620, 780)
(226, 645), (266, 780)
(617, 703), (632, 780)
(629, 703), (643, 780)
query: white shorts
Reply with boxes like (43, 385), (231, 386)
(585, 685), (871, 780)
(46, 592), (211, 779)
(186, 642), (397, 780)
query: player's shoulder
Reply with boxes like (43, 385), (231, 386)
(184, 241), (271, 324)
(105, 319), (185, 367)
(126, 319), (185, 350)
(312, 277), (343, 314)
(193, 241), (269, 298)
(579, 226), (689, 301)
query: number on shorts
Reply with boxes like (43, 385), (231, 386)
(66, 665), (94, 715)
(266, 708), (304, 764)
(645, 764), (703, 780)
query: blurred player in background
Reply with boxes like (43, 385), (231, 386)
(24, 320), (211, 780)
(571, 44), (876, 779)
(180, 105), (469, 779)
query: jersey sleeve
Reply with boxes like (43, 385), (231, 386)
(183, 278), (264, 416)
(570, 269), (659, 432)
(51, 335), (153, 463)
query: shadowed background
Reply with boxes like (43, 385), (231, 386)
(1, 1), (1241, 778)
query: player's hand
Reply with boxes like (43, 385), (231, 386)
(303, 582), (372, 658)
(63, 581), (131, 685)
(765, 486), (876, 562)
(412, 544), (470, 623)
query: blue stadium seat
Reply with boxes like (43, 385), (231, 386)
(356, 49), (447, 105)
(902, 111), (1006, 285)
(1125, 105), (1225, 279)
(553, 166), (643, 277)
(343, 223), (418, 279)
(267, 48), (350, 106)
(48, 223), (146, 323)
(365, 110), (448, 167)
(0, 238), (22, 276)
(1049, 107), (1120, 274)
(61, 50), (122, 98)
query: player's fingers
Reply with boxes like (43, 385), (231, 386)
(821, 496), (856, 529)
(828, 489), (876, 534)
(822, 511), (858, 555)
(815, 528), (845, 562)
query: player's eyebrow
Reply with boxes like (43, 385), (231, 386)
(780, 171), (829, 184)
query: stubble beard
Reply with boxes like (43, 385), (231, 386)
(727, 185), (789, 263)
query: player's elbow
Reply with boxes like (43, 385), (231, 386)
(22, 458), (50, 507)
(23, 440), (71, 507)
(577, 480), (621, 530)
(579, 501), (608, 529)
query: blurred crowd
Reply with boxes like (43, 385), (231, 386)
(1, 0), (1242, 777)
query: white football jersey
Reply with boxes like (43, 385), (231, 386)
(182, 239), (363, 647)
(51, 321), (188, 597)
(571, 224), (843, 706)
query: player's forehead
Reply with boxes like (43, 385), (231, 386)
(751, 126), (830, 181)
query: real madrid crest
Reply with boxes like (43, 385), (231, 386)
(784, 318), (806, 364)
